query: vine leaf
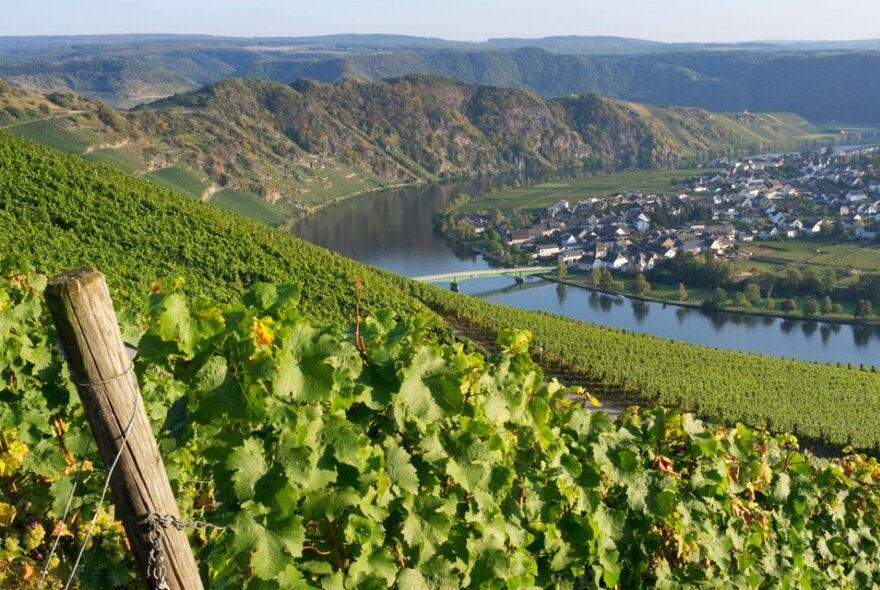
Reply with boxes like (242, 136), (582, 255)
(227, 437), (268, 502)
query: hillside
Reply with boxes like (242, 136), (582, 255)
(0, 77), (836, 226)
(0, 130), (428, 323)
(3, 130), (880, 452)
(5, 130), (880, 587)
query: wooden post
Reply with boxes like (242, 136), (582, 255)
(45, 268), (203, 590)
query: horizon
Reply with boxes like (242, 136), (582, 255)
(2, 0), (880, 44)
(1, 31), (880, 45)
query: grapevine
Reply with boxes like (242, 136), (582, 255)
(2, 262), (880, 587)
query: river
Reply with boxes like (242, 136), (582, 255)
(293, 175), (880, 367)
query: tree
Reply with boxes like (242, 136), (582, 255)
(822, 295), (834, 314)
(557, 256), (567, 279)
(819, 270), (836, 295)
(803, 297), (819, 317)
(591, 266), (602, 286)
(450, 193), (471, 209)
(713, 288), (728, 308)
(764, 296), (776, 310)
(632, 273), (651, 297)
(744, 282), (762, 305)
(855, 299), (875, 320)
(593, 268), (613, 291)
(781, 298), (797, 314)
(677, 282), (688, 302)
(733, 292), (752, 308)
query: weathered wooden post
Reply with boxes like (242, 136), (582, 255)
(45, 268), (203, 590)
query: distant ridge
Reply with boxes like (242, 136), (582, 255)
(3, 35), (880, 122)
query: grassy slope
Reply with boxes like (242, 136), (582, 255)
(3, 131), (880, 450)
(144, 165), (209, 199)
(5, 118), (97, 153)
(455, 168), (710, 213)
(621, 102), (829, 150)
(740, 241), (880, 273)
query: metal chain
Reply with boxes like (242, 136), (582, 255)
(146, 512), (226, 590)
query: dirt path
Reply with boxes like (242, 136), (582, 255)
(81, 138), (130, 155)
(200, 184), (221, 202)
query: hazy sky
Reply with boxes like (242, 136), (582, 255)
(1, 0), (879, 43)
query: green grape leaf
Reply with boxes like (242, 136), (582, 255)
(384, 437), (419, 495)
(244, 283), (301, 320)
(395, 345), (447, 424)
(227, 438), (268, 502)
(401, 495), (455, 563)
(396, 569), (430, 590)
(230, 508), (304, 581)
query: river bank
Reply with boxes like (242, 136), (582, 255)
(543, 274), (880, 330)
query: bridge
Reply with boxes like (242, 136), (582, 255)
(413, 266), (554, 291)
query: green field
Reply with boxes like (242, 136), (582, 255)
(293, 163), (390, 208)
(82, 147), (145, 175)
(0, 130), (428, 322)
(210, 188), (301, 226)
(406, 279), (880, 449)
(144, 165), (209, 199)
(456, 168), (713, 213)
(5, 119), (96, 153)
(740, 241), (880, 273)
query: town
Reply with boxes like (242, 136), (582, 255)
(441, 146), (880, 275)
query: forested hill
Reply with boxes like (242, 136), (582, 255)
(0, 77), (833, 223)
(298, 48), (880, 124)
(4, 36), (880, 124)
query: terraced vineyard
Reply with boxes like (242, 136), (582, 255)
(405, 281), (880, 450)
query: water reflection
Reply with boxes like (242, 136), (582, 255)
(631, 300), (650, 324)
(740, 315), (759, 329)
(675, 307), (687, 324)
(292, 172), (552, 277)
(479, 282), (879, 366)
(801, 322), (817, 338)
(853, 325), (876, 348)
(556, 283), (568, 306)
(708, 311), (728, 332)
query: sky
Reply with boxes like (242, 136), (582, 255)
(1, 0), (879, 43)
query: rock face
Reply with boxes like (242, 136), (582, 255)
(152, 75), (746, 184)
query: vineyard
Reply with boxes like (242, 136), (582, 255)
(0, 132), (426, 324)
(3, 263), (880, 587)
(4, 129), (880, 451)
(405, 281), (880, 450)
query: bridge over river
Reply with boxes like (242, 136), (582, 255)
(413, 266), (554, 291)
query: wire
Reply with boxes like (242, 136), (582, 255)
(61, 368), (140, 590)
(36, 438), (92, 590)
